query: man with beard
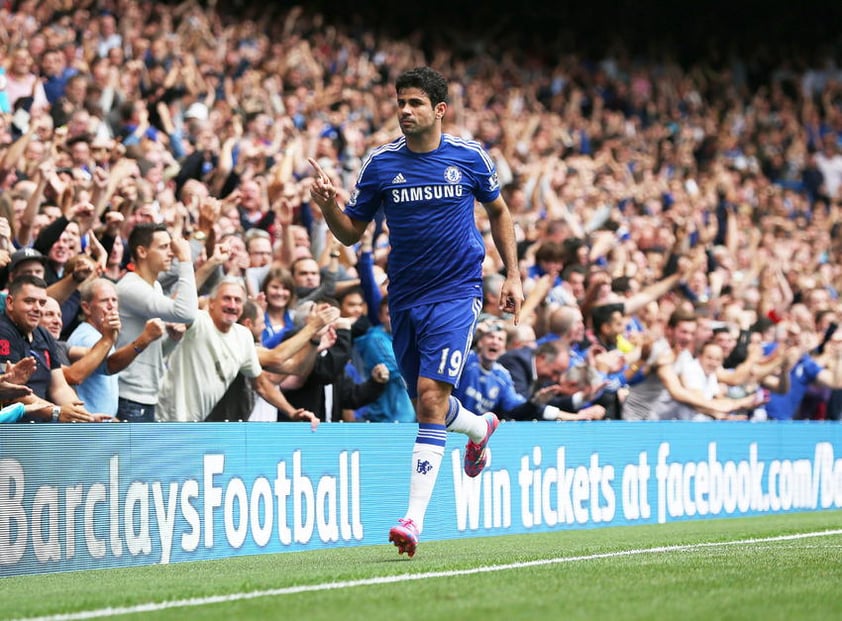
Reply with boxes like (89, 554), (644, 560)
(309, 67), (523, 557)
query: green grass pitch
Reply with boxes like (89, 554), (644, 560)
(2, 511), (841, 621)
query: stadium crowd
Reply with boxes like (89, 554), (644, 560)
(0, 0), (841, 424)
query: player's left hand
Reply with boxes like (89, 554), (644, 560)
(499, 275), (524, 325)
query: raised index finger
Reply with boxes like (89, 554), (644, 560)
(307, 157), (327, 180)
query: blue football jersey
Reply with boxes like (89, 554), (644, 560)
(766, 354), (823, 420)
(454, 351), (526, 415)
(345, 134), (500, 311)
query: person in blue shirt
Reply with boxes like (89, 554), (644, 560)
(454, 320), (590, 422)
(526, 240), (565, 287)
(351, 230), (415, 423)
(763, 321), (842, 420)
(309, 66), (523, 558)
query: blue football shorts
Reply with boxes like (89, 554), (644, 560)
(390, 297), (482, 398)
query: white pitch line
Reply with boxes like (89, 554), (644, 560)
(13, 529), (842, 621)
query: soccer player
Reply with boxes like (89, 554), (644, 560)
(309, 66), (523, 557)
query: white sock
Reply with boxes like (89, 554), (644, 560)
(404, 423), (446, 534)
(444, 396), (487, 443)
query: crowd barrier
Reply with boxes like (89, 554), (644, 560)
(2, 420), (841, 576)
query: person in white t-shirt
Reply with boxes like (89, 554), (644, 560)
(157, 277), (262, 422)
(622, 308), (753, 420)
(815, 138), (842, 200)
(680, 342), (742, 420)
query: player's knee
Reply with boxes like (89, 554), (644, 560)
(416, 380), (450, 421)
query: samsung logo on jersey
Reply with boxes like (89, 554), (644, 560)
(391, 185), (464, 203)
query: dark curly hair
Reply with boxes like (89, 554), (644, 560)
(395, 67), (448, 105)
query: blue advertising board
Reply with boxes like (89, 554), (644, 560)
(2, 421), (841, 576)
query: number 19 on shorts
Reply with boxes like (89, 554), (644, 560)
(437, 348), (463, 377)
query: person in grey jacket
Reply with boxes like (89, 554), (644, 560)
(115, 223), (197, 421)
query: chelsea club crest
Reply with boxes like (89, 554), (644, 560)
(444, 166), (462, 184)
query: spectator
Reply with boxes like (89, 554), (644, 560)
(815, 137), (842, 201)
(351, 230), (416, 422)
(5, 48), (48, 114)
(456, 320), (600, 421)
(546, 304), (624, 418)
(478, 273), (507, 322)
(279, 299), (368, 422)
(622, 308), (756, 421)
(95, 13), (122, 60)
(48, 251), (101, 340)
(39, 293), (129, 398)
(50, 74), (88, 130)
(40, 47), (76, 106)
(0, 0), (840, 428)
(115, 222), (197, 421)
(66, 278), (165, 416)
(243, 227), (274, 294)
(236, 177), (275, 234)
(679, 341), (761, 421)
(0, 275), (100, 422)
(499, 339), (604, 418)
(0, 247), (47, 302)
(259, 265), (298, 348)
(764, 321), (842, 420)
(196, 231), (249, 295)
(525, 241), (565, 289)
(290, 254), (339, 303)
(506, 323), (537, 350)
(209, 297), (337, 424)
(157, 278), (289, 422)
(0, 356), (35, 406)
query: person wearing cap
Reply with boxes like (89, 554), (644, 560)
(183, 101), (208, 122)
(8, 247), (48, 279)
(0, 247), (49, 309)
(3, 246), (94, 310)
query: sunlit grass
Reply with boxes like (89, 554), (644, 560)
(2, 511), (841, 621)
